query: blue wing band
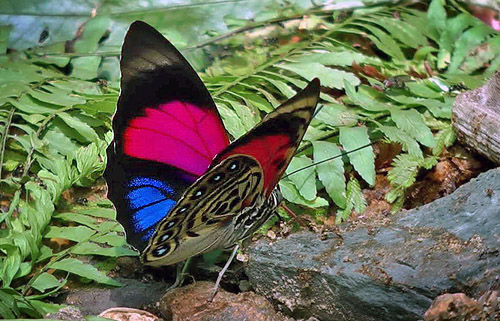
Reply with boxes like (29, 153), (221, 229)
(126, 177), (177, 242)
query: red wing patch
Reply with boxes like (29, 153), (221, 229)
(123, 100), (229, 177)
(216, 134), (293, 196)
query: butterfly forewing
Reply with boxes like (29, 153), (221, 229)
(105, 21), (229, 252)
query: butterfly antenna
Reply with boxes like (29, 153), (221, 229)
(283, 140), (377, 179)
(312, 103), (325, 119)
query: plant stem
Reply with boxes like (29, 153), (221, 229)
(26, 9), (335, 59)
(21, 106), (74, 178)
(0, 107), (15, 179)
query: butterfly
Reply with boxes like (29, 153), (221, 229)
(104, 21), (320, 275)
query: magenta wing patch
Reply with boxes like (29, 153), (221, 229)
(123, 100), (229, 176)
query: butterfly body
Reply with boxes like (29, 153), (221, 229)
(105, 21), (320, 268)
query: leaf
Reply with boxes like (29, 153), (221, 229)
(386, 154), (438, 194)
(26, 300), (64, 316)
(0, 25), (11, 54)
(448, 24), (495, 73)
(336, 176), (365, 224)
(57, 112), (99, 143)
(50, 258), (121, 287)
(428, 0), (447, 35)
(28, 86), (86, 107)
(437, 14), (477, 69)
(315, 103), (359, 127)
(235, 91), (273, 113)
(9, 95), (59, 114)
(44, 226), (95, 242)
(390, 109), (435, 147)
(401, 10), (438, 42)
(288, 51), (369, 67)
(31, 273), (62, 292)
(278, 62), (360, 89)
(432, 125), (456, 156)
(279, 180), (328, 208)
(405, 82), (443, 99)
(264, 77), (296, 98)
(344, 81), (392, 111)
(92, 233), (127, 247)
(313, 141), (346, 208)
(43, 128), (80, 156)
(73, 16), (110, 53)
(343, 23), (405, 61)
(71, 242), (137, 257)
(286, 156), (317, 201)
(339, 126), (375, 186)
(54, 212), (100, 229)
(357, 16), (427, 49)
(388, 94), (452, 119)
(70, 56), (102, 80)
(387, 154), (424, 188)
(0, 245), (21, 287)
(0, 289), (18, 319)
(378, 125), (423, 158)
(226, 99), (260, 131)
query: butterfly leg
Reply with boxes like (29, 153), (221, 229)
(166, 257), (192, 293)
(208, 244), (239, 302)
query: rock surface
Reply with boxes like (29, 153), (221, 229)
(60, 278), (167, 316)
(45, 306), (85, 321)
(245, 168), (500, 321)
(160, 281), (292, 321)
(423, 291), (500, 321)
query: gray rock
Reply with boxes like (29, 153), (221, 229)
(60, 278), (167, 316)
(45, 306), (85, 321)
(245, 168), (500, 321)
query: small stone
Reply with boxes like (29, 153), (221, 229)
(160, 281), (292, 321)
(99, 307), (160, 321)
(236, 252), (249, 263)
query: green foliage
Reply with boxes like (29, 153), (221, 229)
(385, 154), (438, 211)
(336, 176), (366, 224)
(0, 0), (497, 317)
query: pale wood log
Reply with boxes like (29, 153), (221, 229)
(452, 71), (500, 164)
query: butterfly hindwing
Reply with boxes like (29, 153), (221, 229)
(143, 79), (320, 265)
(106, 158), (195, 251)
(142, 155), (265, 266)
(105, 21), (229, 251)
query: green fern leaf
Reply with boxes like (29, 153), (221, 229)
(336, 176), (365, 224)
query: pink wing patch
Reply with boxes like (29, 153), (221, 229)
(123, 101), (229, 176)
(215, 134), (292, 196)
